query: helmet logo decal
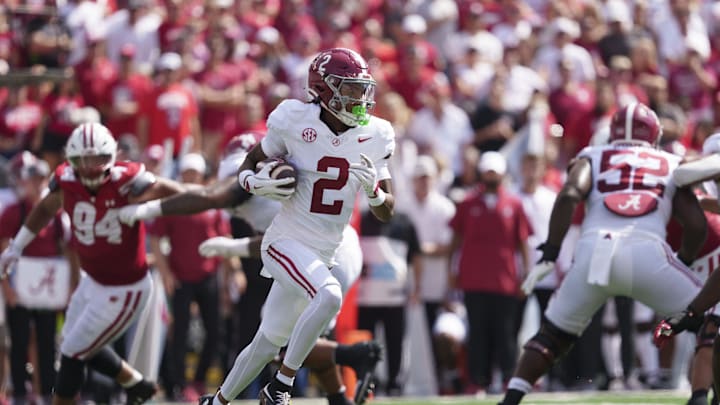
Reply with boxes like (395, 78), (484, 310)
(302, 128), (317, 143)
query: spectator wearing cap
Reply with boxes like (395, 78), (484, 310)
(402, 155), (456, 393)
(138, 52), (201, 158)
(0, 154), (73, 405)
(147, 153), (231, 401)
(533, 17), (596, 90)
(0, 85), (43, 159)
(104, 0), (162, 73)
(100, 43), (153, 141)
(406, 72), (473, 184)
(406, 1), (459, 67)
(33, 70), (85, 170)
(396, 14), (442, 71)
(448, 151), (531, 394)
(194, 35), (243, 166)
(142, 144), (167, 176)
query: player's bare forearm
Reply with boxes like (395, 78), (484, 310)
(129, 177), (187, 204)
(546, 158), (591, 248)
(239, 143), (269, 173)
(690, 269), (720, 313)
(159, 177), (246, 215)
(673, 187), (708, 265)
(25, 190), (62, 234)
(699, 196), (720, 214)
(369, 180), (394, 222)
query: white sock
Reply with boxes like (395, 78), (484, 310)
(120, 368), (143, 388)
(508, 377), (533, 393)
(276, 372), (294, 387)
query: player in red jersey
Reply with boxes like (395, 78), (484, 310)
(0, 123), (185, 405)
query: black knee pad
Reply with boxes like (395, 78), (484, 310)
(87, 346), (123, 378)
(524, 319), (578, 363)
(54, 355), (85, 399)
(697, 314), (720, 350)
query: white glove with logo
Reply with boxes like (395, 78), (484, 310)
(238, 161), (295, 201)
(118, 200), (162, 226)
(521, 261), (555, 295)
(349, 153), (378, 196)
(198, 237), (251, 258)
(0, 242), (22, 279)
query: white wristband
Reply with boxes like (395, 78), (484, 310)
(143, 199), (163, 219)
(13, 226), (36, 252)
(368, 189), (386, 207)
(238, 170), (254, 192)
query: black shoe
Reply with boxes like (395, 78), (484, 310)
(259, 380), (292, 405)
(199, 394), (215, 405)
(688, 396), (709, 405)
(125, 379), (158, 405)
(346, 341), (382, 405)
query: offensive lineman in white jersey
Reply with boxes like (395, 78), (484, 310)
(118, 48), (395, 405)
(499, 102), (708, 405)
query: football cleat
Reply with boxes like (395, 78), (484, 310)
(347, 341), (382, 405)
(125, 379), (158, 405)
(259, 380), (292, 405)
(198, 394), (215, 405)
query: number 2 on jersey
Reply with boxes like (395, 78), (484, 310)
(310, 157), (349, 215)
(597, 150), (669, 197)
(73, 202), (122, 245)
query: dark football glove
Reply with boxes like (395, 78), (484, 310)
(537, 243), (560, 263)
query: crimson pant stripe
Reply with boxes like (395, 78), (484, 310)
(268, 245), (317, 296)
(267, 246), (316, 297)
(663, 244), (702, 287)
(74, 290), (143, 359)
(72, 291), (132, 358)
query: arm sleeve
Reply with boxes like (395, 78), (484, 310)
(261, 105), (291, 157)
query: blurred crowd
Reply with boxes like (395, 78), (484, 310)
(1, 0), (720, 402)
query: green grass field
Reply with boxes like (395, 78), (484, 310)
(160, 390), (695, 404)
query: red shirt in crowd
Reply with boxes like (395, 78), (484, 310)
(74, 57), (118, 108)
(102, 73), (153, 138)
(143, 83), (198, 156)
(0, 101), (43, 148)
(549, 83), (595, 129)
(0, 200), (64, 257)
(147, 210), (229, 283)
(449, 186), (532, 296)
(42, 92), (84, 137)
(668, 64), (717, 112)
(194, 63), (241, 136)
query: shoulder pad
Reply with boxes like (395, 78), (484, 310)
(267, 99), (310, 133)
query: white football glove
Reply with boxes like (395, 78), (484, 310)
(0, 242), (21, 279)
(117, 201), (161, 227)
(238, 161), (295, 201)
(349, 153), (378, 196)
(198, 237), (251, 258)
(521, 261), (555, 295)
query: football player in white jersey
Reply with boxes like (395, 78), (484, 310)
(499, 102), (708, 405)
(118, 48), (395, 405)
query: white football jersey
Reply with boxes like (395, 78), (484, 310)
(260, 100), (395, 266)
(579, 144), (682, 238)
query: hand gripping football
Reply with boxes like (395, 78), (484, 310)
(256, 158), (297, 189)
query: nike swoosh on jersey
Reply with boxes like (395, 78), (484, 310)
(358, 137), (372, 143)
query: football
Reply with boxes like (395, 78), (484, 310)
(256, 157), (297, 189)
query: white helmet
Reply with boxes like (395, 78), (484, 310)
(65, 122), (117, 188)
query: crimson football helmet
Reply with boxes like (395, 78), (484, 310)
(609, 102), (662, 146)
(217, 131), (263, 181)
(65, 122), (117, 188)
(307, 48), (376, 127)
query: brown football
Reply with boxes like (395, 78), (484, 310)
(256, 157), (297, 189)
